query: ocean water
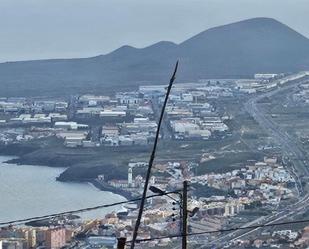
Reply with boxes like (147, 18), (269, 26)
(0, 156), (125, 223)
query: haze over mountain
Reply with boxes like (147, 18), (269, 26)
(1, 17), (309, 96)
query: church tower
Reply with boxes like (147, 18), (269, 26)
(128, 167), (133, 187)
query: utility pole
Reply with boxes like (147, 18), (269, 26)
(182, 180), (188, 249)
(117, 237), (126, 249)
(130, 61), (179, 249)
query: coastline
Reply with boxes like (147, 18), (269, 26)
(0, 158), (129, 223)
(91, 179), (133, 200)
(0, 154), (131, 202)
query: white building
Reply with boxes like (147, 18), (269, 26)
(181, 93), (194, 102)
(116, 92), (140, 105)
(100, 111), (126, 117)
(79, 95), (110, 105)
(139, 85), (166, 94)
(55, 121), (88, 130)
(171, 121), (199, 133)
(128, 167), (133, 187)
(254, 73), (278, 80)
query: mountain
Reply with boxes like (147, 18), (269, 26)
(1, 17), (309, 96)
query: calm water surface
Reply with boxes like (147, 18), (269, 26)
(0, 156), (125, 223)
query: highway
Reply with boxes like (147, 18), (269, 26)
(245, 83), (308, 195)
(196, 76), (309, 248)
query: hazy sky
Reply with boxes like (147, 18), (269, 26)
(0, 0), (308, 62)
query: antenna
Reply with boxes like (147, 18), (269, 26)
(130, 61), (179, 249)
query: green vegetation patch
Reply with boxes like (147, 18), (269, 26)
(197, 151), (264, 175)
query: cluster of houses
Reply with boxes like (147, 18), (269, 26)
(0, 98), (68, 114)
(76, 94), (127, 118)
(164, 93), (229, 140)
(292, 81), (309, 105)
(74, 93), (158, 147)
(192, 156), (295, 207)
(235, 72), (309, 94)
(101, 117), (157, 146)
(2, 72), (309, 148)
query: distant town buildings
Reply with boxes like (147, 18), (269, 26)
(1, 72), (309, 248)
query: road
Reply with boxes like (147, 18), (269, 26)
(245, 84), (308, 195)
(200, 193), (309, 248)
(196, 76), (309, 248)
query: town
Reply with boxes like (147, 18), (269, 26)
(2, 71), (309, 249)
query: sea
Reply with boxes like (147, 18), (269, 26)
(0, 155), (126, 223)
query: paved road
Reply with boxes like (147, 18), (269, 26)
(245, 88), (307, 195)
(196, 77), (309, 248)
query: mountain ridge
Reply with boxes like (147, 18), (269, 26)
(1, 17), (309, 96)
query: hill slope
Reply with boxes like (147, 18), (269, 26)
(0, 17), (309, 96)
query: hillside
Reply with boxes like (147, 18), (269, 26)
(0, 17), (309, 96)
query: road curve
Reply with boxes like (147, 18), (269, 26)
(197, 77), (309, 248)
